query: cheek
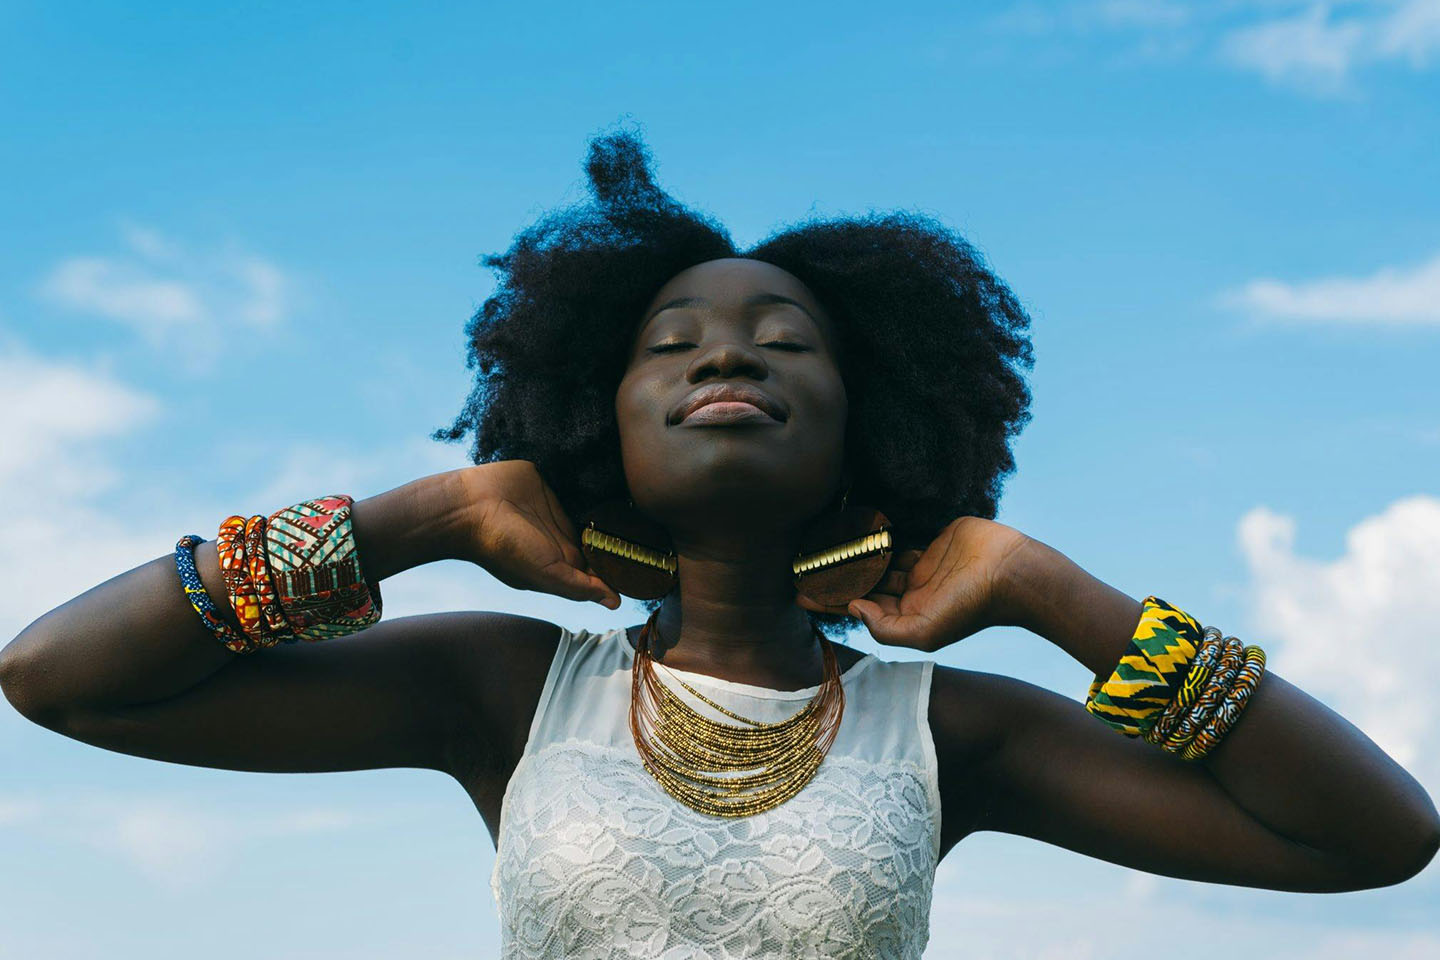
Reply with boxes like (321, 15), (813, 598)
(614, 376), (664, 458)
(614, 372), (652, 433)
(814, 375), (849, 434)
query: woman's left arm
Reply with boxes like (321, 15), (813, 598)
(995, 535), (1440, 886)
(835, 519), (1440, 890)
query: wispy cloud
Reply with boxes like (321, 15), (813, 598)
(1220, 3), (1370, 94)
(0, 789), (391, 892)
(928, 868), (1440, 957)
(1218, 250), (1440, 327)
(989, 1), (1440, 95)
(36, 222), (291, 358)
(0, 337), (158, 490)
(1220, 0), (1440, 95)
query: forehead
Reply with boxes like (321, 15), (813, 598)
(636, 258), (836, 342)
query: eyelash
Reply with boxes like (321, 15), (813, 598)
(648, 341), (809, 354)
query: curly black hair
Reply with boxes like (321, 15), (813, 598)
(433, 124), (1035, 637)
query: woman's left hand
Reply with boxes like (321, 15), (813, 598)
(795, 516), (1034, 652)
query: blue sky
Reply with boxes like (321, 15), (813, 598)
(2, 1), (1439, 956)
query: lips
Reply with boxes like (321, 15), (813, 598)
(670, 383), (788, 425)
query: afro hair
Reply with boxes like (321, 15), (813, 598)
(433, 124), (1035, 637)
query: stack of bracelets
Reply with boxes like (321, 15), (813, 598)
(1085, 595), (1267, 762)
(172, 494), (382, 654)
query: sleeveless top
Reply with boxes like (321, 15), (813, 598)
(490, 624), (943, 959)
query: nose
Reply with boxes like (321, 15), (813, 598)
(685, 337), (768, 383)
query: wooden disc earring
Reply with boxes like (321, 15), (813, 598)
(577, 499), (678, 600)
(793, 483), (894, 608)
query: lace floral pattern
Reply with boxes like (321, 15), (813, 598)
(493, 740), (938, 960)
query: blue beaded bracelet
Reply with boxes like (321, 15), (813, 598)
(174, 535), (254, 654)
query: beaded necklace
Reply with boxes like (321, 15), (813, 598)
(628, 609), (846, 817)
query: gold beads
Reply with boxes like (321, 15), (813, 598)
(629, 610), (845, 818)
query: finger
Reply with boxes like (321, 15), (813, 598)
(587, 574), (622, 609)
(848, 595), (915, 645)
(543, 559), (620, 608)
(857, 592), (902, 619)
(574, 564), (622, 608)
(847, 597), (883, 633)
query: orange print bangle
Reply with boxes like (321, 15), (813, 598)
(216, 514), (265, 651)
(244, 514), (295, 645)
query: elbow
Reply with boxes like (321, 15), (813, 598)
(1392, 820), (1440, 885)
(1349, 818), (1440, 890)
(1384, 791), (1440, 886)
(0, 643), (30, 712)
(0, 642), (70, 730)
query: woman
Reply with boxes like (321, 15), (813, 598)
(2, 129), (1436, 959)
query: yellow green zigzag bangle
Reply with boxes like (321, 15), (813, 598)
(1085, 595), (1205, 739)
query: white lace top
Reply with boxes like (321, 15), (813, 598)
(490, 624), (942, 959)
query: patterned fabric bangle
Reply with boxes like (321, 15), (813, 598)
(174, 535), (254, 655)
(216, 515), (267, 649)
(1180, 646), (1267, 762)
(265, 495), (382, 642)
(244, 514), (296, 645)
(1144, 625), (1225, 745)
(1157, 635), (1246, 754)
(1085, 595), (1206, 739)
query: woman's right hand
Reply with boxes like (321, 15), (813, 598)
(456, 460), (621, 609)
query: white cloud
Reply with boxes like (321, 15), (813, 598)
(927, 869), (1440, 958)
(1216, 1), (1440, 93)
(990, 1), (1440, 93)
(0, 789), (400, 892)
(119, 221), (182, 262)
(1220, 3), (1369, 93)
(1219, 249), (1440, 326)
(37, 223), (291, 360)
(39, 257), (204, 329)
(1375, 0), (1440, 64)
(0, 339), (159, 489)
(1237, 494), (1440, 791)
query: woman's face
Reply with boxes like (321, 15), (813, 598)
(615, 257), (849, 539)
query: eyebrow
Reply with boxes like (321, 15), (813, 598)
(639, 292), (820, 332)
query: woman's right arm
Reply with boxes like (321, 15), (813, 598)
(0, 462), (619, 782)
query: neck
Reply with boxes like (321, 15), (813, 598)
(637, 529), (828, 689)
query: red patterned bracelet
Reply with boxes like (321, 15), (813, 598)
(265, 495), (382, 641)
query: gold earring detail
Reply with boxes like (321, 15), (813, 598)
(793, 503), (893, 608)
(578, 499), (677, 600)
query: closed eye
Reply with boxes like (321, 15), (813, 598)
(647, 341), (810, 354)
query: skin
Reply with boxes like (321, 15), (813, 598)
(3, 258), (1436, 902)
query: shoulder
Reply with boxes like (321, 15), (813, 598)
(926, 663), (1059, 851)
(437, 611), (570, 774)
(928, 664), (1081, 770)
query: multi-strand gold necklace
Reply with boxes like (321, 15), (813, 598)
(628, 609), (845, 818)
